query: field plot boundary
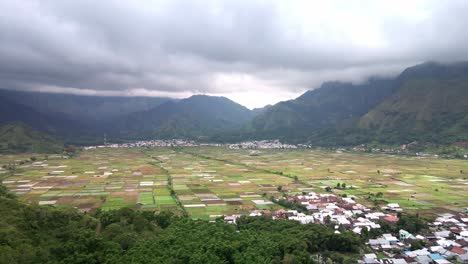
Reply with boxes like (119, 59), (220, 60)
(145, 153), (187, 216)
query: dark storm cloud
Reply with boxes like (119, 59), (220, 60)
(1, 0), (468, 107)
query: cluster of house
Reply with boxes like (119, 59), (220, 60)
(227, 140), (298, 149)
(84, 139), (301, 150)
(222, 192), (468, 263)
(351, 144), (468, 159)
(83, 139), (199, 149)
(224, 192), (402, 230)
(351, 144), (431, 156)
(362, 213), (468, 264)
(273, 193), (403, 232)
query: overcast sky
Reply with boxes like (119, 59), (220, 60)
(1, 0), (468, 108)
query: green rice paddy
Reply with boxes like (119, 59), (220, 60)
(1, 147), (467, 217)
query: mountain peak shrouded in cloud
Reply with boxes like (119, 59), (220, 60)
(1, 0), (468, 108)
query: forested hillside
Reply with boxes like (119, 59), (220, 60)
(243, 79), (396, 143)
(358, 62), (468, 144)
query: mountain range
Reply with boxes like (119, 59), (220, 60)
(1, 61), (467, 151)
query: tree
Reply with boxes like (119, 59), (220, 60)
(133, 214), (150, 232)
(397, 214), (426, 233)
(410, 240), (425, 250)
(342, 183), (346, 189)
(336, 183), (341, 189)
(325, 186), (332, 192)
(0, 184), (16, 199)
(360, 226), (369, 239)
(64, 145), (78, 156)
(277, 185), (283, 192)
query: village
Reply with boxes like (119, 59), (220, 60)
(224, 192), (468, 264)
(83, 139), (199, 149)
(83, 139), (300, 150)
(82, 139), (468, 160)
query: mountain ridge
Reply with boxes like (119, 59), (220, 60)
(0, 89), (173, 121)
(114, 95), (256, 140)
(1, 61), (468, 147)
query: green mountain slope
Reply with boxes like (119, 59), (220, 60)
(245, 79), (396, 142)
(244, 62), (468, 145)
(0, 123), (63, 153)
(358, 62), (468, 144)
(116, 95), (255, 140)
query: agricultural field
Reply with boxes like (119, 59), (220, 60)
(1, 147), (467, 219)
(190, 148), (468, 215)
(0, 149), (181, 214)
(147, 148), (289, 219)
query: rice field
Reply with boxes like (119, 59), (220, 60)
(1, 147), (467, 218)
(188, 147), (468, 215)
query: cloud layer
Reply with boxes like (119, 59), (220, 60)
(1, 0), (468, 108)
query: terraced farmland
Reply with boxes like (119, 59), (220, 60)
(1, 147), (467, 218)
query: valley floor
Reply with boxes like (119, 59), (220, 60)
(1, 147), (467, 218)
